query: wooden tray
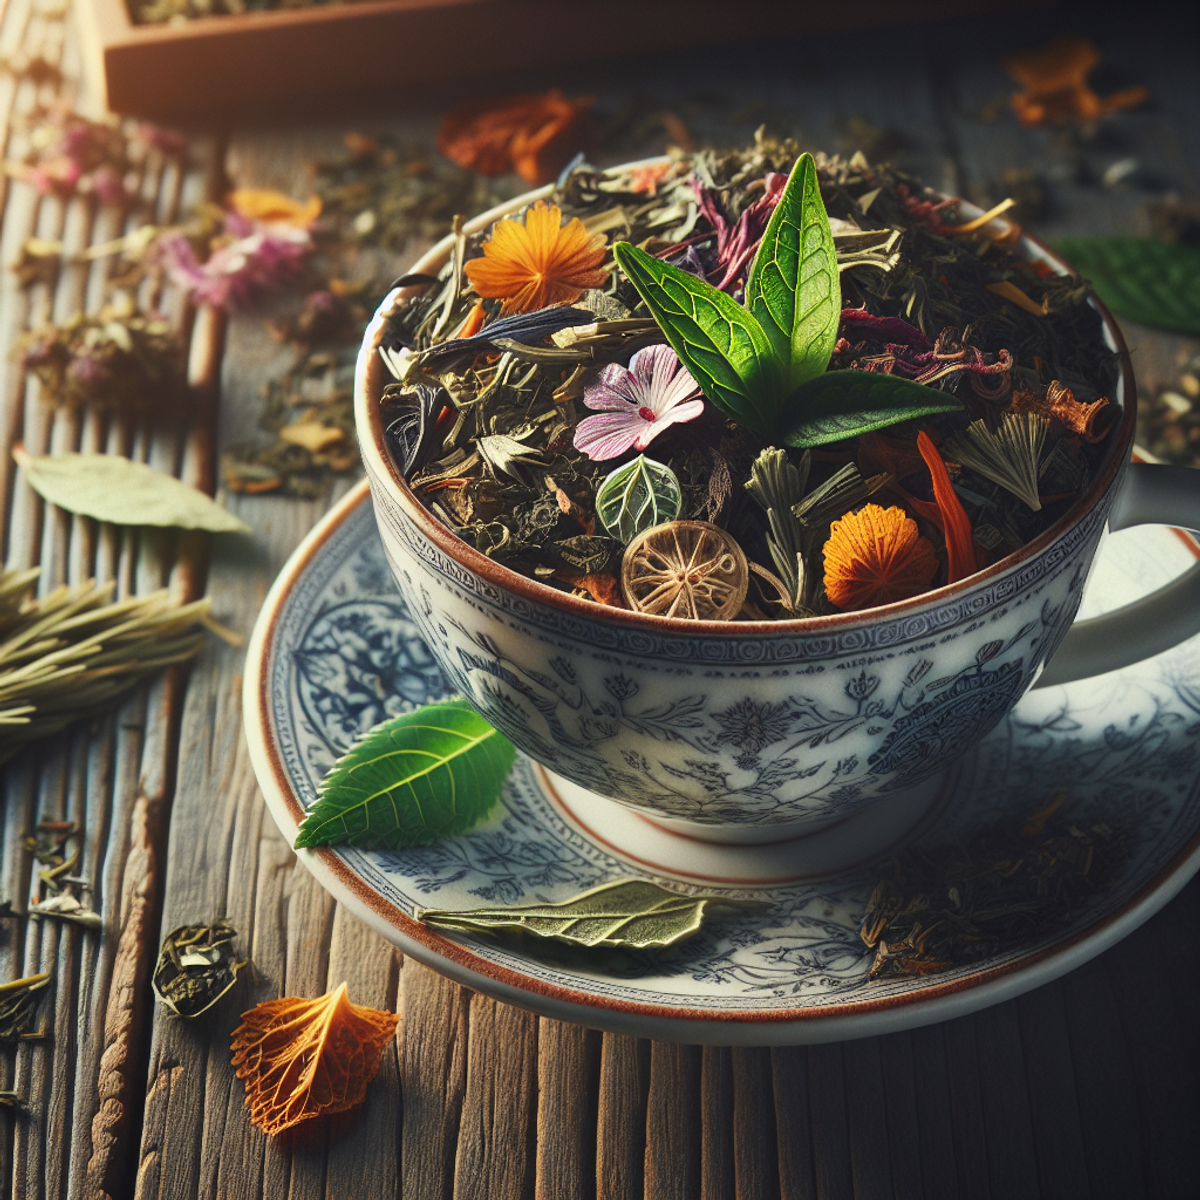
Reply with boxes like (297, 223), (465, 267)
(74, 0), (1004, 119)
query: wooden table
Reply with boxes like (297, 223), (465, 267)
(2, 3), (1199, 1197)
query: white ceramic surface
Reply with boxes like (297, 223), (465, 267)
(244, 481), (1200, 1045)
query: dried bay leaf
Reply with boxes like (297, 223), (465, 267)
(17, 450), (250, 533)
(418, 877), (750, 949)
(294, 698), (516, 849)
(231, 983), (398, 1136)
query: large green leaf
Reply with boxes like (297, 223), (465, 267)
(745, 152), (840, 393)
(1055, 236), (1200, 335)
(595, 455), (682, 543)
(612, 241), (782, 436)
(780, 371), (962, 449)
(418, 878), (743, 949)
(294, 699), (516, 849)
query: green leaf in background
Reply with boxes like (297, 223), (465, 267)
(780, 371), (963, 449)
(1055, 236), (1200, 335)
(612, 241), (782, 436)
(18, 451), (250, 533)
(745, 151), (840, 394)
(595, 455), (682, 543)
(418, 878), (746, 949)
(294, 699), (515, 849)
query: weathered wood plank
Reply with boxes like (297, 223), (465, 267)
(875, 1032), (923, 1200)
(595, 1033), (648, 1200)
(805, 1044), (853, 1200)
(841, 1038), (892, 1200)
(643, 1042), (701, 1200)
(940, 1016), (991, 1200)
(730, 1047), (778, 1200)
(453, 992), (537, 1200)
(769, 1047), (816, 1200)
(699, 1045), (734, 1200)
(535, 1019), (600, 1200)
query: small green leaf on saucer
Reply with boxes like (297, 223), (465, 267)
(295, 699), (516, 850)
(417, 878), (750, 949)
(781, 371), (962, 449)
(1054, 236), (1200, 335)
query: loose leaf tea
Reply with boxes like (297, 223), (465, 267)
(0, 971), (51, 1041)
(419, 878), (739, 949)
(19, 451), (250, 533)
(295, 699), (516, 849)
(231, 983), (398, 1136)
(381, 138), (1119, 622)
(1055, 236), (1200, 335)
(153, 921), (247, 1018)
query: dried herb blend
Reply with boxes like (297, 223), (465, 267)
(378, 138), (1120, 620)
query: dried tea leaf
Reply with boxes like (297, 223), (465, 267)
(1055, 236), (1200, 335)
(0, 971), (51, 1041)
(418, 878), (742, 948)
(294, 699), (516, 849)
(781, 371), (962, 449)
(153, 921), (247, 1018)
(18, 451), (250, 533)
(595, 455), (682, 543)
(28, 893), (102, 929)
(946, 413), (1049, 511)
(231, 983), (398, 1136)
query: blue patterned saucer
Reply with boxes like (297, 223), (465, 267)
(244, 480), (1200, 1044)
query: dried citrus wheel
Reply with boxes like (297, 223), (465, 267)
(621, 521), (749, 620)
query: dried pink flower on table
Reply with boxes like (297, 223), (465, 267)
(573, 344), (705, 461)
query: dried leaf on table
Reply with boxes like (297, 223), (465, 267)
(17, 450), (250, 533)
(231, 983), (398, 1136)
(419, 878), (753, 949)
(0, 971), (52, 1041)
(153, 921), (247, 1018)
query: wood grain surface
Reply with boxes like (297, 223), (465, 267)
(1, 3), (1199, 1198)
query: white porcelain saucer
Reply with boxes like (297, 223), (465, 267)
(244, 480), (1200, 1045)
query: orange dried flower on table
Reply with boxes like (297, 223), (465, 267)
(227, 189), (321, 228)
(823, 504), (938, 612)
(1004, 35), (1147, 127)
(231, 983), (398, 1136)
(464, 201), (608, 316)
(438, 89), (594, 185)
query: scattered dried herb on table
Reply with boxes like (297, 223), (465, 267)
(376, 136), (1120, 621)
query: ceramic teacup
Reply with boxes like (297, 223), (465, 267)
(354, 168), (1200, 847)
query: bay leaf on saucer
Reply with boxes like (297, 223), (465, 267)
(417, 878), (751, 949)
(18, 450), (250, 533)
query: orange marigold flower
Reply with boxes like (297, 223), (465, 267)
(464, 201), (608, 316)
(823, 504), (938, 612)
(437, 90), (594, 185)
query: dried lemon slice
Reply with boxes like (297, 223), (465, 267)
(621, 521), (749, 620)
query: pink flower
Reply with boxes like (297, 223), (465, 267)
(573, 344), (705, 461)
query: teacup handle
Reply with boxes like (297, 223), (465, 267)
(1035, 462), (1200, 688)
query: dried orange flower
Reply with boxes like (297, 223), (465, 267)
(1004, 36), (1147, 127)
(227, 188), (321, 228)
(464, 201), (607, 316)
(917, 431), (977, 585)
(823, 504), (937, 612)
(438, 89), (593, 185)
(231, 983), (398, 1136)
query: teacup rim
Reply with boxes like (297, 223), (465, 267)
(354, 157), (1137, 638)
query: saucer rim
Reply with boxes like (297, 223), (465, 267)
(243, 478), (1200, 1044)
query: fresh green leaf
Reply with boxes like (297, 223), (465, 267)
(780, 371), (962, 449)
(418, 878), (748, 949)
(295, 699), (516, 849)
(19, 452), (250, 533)
(1055, 236), (1200, 335)
(595, 455), (682, 543)
(746, 152), (840, 393)
(612, 241), (782, 436)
